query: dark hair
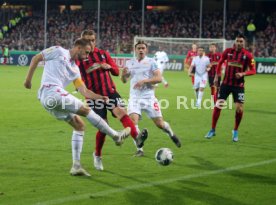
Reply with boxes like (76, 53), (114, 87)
(135, 40), (148, 48)
(210, 43), (217, 47)
(81, 30), (96, 37)
(198, 46), (205, 50)
(74, 38), (91, 47)
(236, 33), (246, 39)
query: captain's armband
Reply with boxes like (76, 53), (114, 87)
(73, 78), (84, 89)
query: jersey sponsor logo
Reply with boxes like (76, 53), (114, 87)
(228, 62), (243, 68)
(18, 54), (28, 66)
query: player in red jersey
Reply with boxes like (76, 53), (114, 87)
(184, 43), (198, 84)
(207, 44), (222, 103)
(77, 30), (147, 169)
(205, 34), (256, 142)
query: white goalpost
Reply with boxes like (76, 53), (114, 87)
(133, 36), (234, 56)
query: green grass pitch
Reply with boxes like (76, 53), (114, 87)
(0, 65), (275, 205)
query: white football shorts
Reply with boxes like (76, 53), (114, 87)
(194, 73), (208, 89)
(127, 97), (162, 119)
(38, 85), (83, 121)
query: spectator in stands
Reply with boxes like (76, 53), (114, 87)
(1, 9), (275, 57)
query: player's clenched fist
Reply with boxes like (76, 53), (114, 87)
(24, 80), (32, 89)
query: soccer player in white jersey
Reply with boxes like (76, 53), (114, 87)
(188, 47), (211, 108)
(121, 40), (181, 156)
(24, 38), (130, 176)
(154, 48), (169, 87)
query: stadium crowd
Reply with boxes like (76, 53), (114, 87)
(1, 9), (275, 57)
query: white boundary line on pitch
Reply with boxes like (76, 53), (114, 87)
(34, 158), (276, 205)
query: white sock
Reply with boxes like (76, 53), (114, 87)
(133, 125), (143, 151)
(135, 125), (140, 134)
(162, 121), (174, 137)
(195, 90), (199, 100)
(86, 110), (117, 137)
(72, 130), (84, 165)
(197, 91), (204, 106)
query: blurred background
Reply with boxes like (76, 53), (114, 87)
(0, 0), (275, 73)
(0, 0), (275, 56)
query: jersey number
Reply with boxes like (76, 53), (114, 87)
(153, 102), (160, 111)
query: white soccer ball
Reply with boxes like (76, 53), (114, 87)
(155, 148), (173, 166)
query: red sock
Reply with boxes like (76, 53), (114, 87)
(212, 107), (221, 129)
(95, 131), (106, 156)
(234, 111), (243, 130)
(120, 115), (138, 139)
(211, 86), (217, 103)
(191, 76), (195, 84)
(3, 58), (7, 64)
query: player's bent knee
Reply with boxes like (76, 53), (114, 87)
(129, 113), (139, 124)
(154, 118), (164, 129)
(156, 123), (163, 129)
(77, 106), (91, 117)
(236, 106), (243, 113)
(215, 99), (225, 109)
(68, 116), (85, 131)
(112, 107), (127, 119)
(76, 118), (85, 131)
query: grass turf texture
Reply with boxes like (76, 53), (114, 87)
(0, 65), (275, 205)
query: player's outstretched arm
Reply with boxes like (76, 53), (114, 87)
(24, 53), (43, 89)
(76, 82), (109, 102)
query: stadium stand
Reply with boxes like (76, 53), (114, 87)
(1, 9), (275, 57)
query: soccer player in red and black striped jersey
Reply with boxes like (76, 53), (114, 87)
(205, 34), (256, 142)
(76, 30), (147, 169)
(184, 43), (198, 84)
(207, 44), (222, 103)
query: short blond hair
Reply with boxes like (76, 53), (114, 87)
(81, 30), (96, 37)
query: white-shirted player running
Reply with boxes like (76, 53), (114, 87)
(121, 40), (181, 157)
(154, 47), (169, 87)
(188, 47), (211, 108)
(24, 38), (130, 176)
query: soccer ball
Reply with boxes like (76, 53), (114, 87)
(155, 148), (173, 166)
